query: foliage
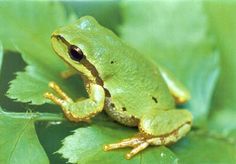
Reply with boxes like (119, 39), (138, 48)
(0, 42), (2, 74)
(0, 1), (84, 104)
(0, 107), (49, 164)
(120, 0), (220, 126)
(0, 1), (235, 163)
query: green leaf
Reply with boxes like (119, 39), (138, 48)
(0, 1), (86, 104)
(0, 51), (28, 111)
(119, 1), (220, 126)
(172, 131), (236, 164)
(204, 1), (236, 133)
(0, 107), (49, 164)
(58, 115), (178, 164)
(171, 3), (236, 163)
(64, 1), (121, 33)
(7, 66), (51, 104)
(0, 42), (2, 74)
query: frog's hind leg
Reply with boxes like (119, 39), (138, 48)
(44, 81), (105, 122)
(104, 123), (191, 159)
(104, 109), (192, 159)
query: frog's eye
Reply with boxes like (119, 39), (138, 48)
(68, 45), (84, 61)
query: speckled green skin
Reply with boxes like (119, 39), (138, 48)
(51, 16), (192, 137)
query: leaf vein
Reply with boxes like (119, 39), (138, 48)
(7, 119), (32, 163)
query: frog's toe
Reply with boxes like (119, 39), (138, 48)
(104, 136), (150, 159)
(126, 142), (149, 159)
(44, 92), (65, 106)
(44, 82), (74, 116)
(104, 137), (143, 150)
(44, 82), (73, 106)
(48, 81), (73, 102)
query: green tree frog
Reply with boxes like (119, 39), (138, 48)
(44, 16), (193, 159)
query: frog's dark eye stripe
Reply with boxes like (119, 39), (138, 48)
(68, 45), (84, 61)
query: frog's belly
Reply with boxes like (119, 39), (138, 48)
(104, 98), (139, 127)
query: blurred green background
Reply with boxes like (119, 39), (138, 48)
(0, 1), (235, 164)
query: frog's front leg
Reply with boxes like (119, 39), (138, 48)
(104, 109), (192, 159)
(44, 82), (105, 122)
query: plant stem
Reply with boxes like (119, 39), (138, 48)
(0, 109), (66, 122)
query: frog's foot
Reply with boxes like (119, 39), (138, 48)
(104, 123), (191, 160)
(44, 81), (105, 122)
(104, 135), (149, 159)
(44, 82), (73, 104)
(44, 82), (83, 122)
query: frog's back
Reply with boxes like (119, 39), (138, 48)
(100, 45), (175, 118)
(73, 17), (175, 118)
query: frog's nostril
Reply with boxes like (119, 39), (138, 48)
(69, 45), (84, 61)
